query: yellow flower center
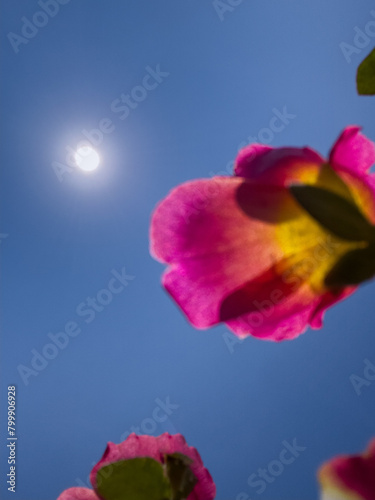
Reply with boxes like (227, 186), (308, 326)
(275, 164), (372, 292)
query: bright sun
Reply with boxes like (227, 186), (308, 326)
(74, 146), (100, 172)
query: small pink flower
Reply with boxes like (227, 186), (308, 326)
(57, 433), (216, 500)
(318, 439), (375, 499)
(150, 126), (375, 341)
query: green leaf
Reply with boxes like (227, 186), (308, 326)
(325, 244), (375, 287)
(357, 47), (375, 95)
(316, 163), (355, 204)
(289, 185), (375, 242)
(165, 453), (197, 500)
(96, 458), (172, 500)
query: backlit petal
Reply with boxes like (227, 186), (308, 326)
(319, 440), (375, 500)
(329, 126), (375, 174)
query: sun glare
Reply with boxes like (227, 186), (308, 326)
(74, 146), (100, 172)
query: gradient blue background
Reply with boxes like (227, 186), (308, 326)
(1, 1), (375, 499)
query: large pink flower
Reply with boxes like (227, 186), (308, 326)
(57, 433), (215, 500)
(150, 126), (375, 341)
(318, 439), (375, 499)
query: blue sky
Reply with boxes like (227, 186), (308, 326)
(1, 1), (375, 499)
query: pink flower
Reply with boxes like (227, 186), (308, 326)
(150, 126), (375, 341)
(318, 439), (375, 499)
(57, 433), (216, 500)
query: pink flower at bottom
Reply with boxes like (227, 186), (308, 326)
(57, 433), (216, 500)
(318, 439), (375, 500)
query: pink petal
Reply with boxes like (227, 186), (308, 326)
(234, 144), (273, 178)
(234, 144), (324, 184)
(319, 439), (375, 500)
(329, 126), (375, 174)
(234, 128), (375, 223)
(57, 488), (100, 500)
(223, 271), (354, 341)
(151, 178), (290, 329)
(90, 433), (216, 500)
(329, 166), (375, 225)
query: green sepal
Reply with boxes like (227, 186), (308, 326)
(357, 48), (375, 95)
(165, 453), (197, 500)
(325, 244), (375, 287)
(96, 457), (172, 500)
(289, 185), (375, 242)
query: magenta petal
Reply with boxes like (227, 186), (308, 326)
(219, 262), (311, 340)
(151, 178), (287, 329)
(219, 252), (311, 325)
(226, 306), (313, 340)
(234, 144), (324, 184)
(319, 439), (375, 500)
(90, 434), (216, 500)
(224, 279), (317, 341)
(234, 144), (273, 178)
(225, 279), (356, 341)
(57, 487), (100, 500)
(329, 125), (375, 174)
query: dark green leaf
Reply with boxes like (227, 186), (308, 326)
(325, 244), (375, 287)
(165, 453), (197, 500)
(289, 185), (375, 242)
(357, 47), (375, 95)
(96, 458), (172, 500)
(316, 163), (355, 204)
